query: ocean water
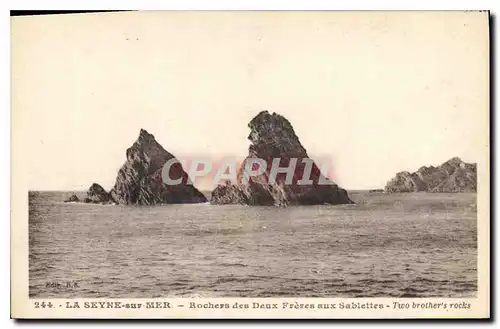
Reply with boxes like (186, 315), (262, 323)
(29, 191), (477, 298)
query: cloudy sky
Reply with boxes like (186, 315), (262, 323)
(12, 11), (489, 191)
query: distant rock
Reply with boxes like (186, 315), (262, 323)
(64, 194), (80, 203)
(211, 111), (353, 206)
(84, 183), (114, 204)
(210, 183), (249, 205)
(109, 129), (207, 205)
(369, 189), (384, 193)
(384, 157), (477, 193)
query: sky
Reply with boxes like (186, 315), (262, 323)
(12, 11), (489, 191)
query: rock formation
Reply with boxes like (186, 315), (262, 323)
(384, 157), (477, 193)
(211, 111), (353, 206)
(64, 194), (80, 203)
(83, 183), (114, 204)
(108, 129), (207, 205)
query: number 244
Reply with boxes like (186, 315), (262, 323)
(34, 301), (54, 308)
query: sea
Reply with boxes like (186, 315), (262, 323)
(28, 191), (477, 298)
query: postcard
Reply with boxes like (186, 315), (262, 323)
(11, 10), (490, 319)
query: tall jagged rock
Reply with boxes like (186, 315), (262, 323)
(211, 111), (353, 206)
(384, 157), (477, 193)
(109, 129), (207, 205)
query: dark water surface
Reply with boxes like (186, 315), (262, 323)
(29, 191), (477, 298)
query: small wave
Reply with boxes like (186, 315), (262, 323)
(357, 278), (397, 284)
(167, 281), (189, 287)
(325, 282), (348, 288)
(397, 286), (430, 298)
(339, 288), (365, 294)
(401, 286), (428, 293)
(456, 282), (477, 289)
(215, 276), (253, 284)
(42, 251), (71, 256)
(217, 263), (248, 268)
(248, 274), (282, 280)
(415, 277), (450, 284)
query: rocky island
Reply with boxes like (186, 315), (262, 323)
(211, 111), (353, 207)
(65, 129), (207, 205)
(64, 183), (113, 204)
(384, 157), (477, 193)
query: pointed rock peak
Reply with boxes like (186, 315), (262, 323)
(134, 129), (162, 149)
(126, 129), (166, 160)
(248, 110), (297, 143)
(138, 128), (155, 141)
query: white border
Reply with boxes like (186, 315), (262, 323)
(3, 1), (498, 328)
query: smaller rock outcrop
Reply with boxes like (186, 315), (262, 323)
(384, 157), (477, 193)
(210, 183), (249, 205)
(64, 194), (80, 203)
(84, 183), (115, 204)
